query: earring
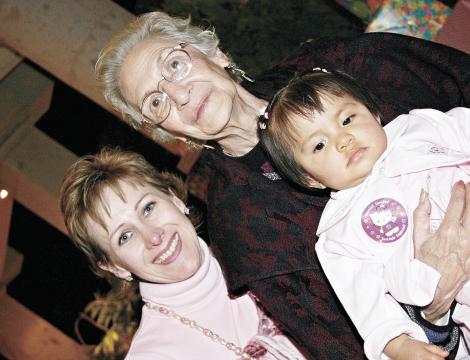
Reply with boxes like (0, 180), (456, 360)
(125, 274), (133, 282)
(184, 207), (190, 215)
(179, 137), (215, 150)
(226, 63), (255, 83)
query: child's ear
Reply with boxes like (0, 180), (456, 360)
(97, 261), (131, 280)
(305, 175), (326, 189)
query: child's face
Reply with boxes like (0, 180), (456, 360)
(87, 180), (202, 284)
(292, 94), (386, 190)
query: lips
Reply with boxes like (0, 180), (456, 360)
(347, 147), (366, 166)
(195, 92), (210, 123)
(153, 232), (182, 265)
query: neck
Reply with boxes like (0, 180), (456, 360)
(217, 85), (268, 157)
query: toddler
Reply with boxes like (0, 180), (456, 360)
(259, 70), (470, 360)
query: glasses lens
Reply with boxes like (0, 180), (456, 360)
(145, 91), (171, 124)
(162, 49), (192, 82)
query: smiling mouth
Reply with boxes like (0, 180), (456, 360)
(347, 147), (366, 166)
(154, 233), (181, 265)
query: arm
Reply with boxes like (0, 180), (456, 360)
(316, 236), (428, 360)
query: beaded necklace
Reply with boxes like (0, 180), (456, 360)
(145, 302), (257, 360)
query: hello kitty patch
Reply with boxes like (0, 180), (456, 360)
(361, 198), (408, 243)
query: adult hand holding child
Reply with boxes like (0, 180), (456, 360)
(414, 181), (470, 322)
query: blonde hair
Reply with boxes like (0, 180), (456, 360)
(60, 147), (200, 285)
(95, 11), (220, 141)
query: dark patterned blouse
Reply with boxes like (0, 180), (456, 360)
(202, 32), (470, 359)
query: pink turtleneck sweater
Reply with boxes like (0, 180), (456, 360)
(126, 238), (304, 359)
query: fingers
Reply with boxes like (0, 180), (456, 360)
(461, 182), (470, 230)
(425, 344), (448, 359)
(442, 180), (466, 229)
(413, 189), (431, 252)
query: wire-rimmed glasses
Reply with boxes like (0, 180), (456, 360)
(140, 43), (192, 125)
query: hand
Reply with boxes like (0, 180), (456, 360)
(384, 334), (448, 360)
(413, 181), (470, 322)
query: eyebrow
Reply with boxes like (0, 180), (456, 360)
(108, 192), (150, 241)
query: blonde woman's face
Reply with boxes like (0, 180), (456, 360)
(120, 38), (242, 141)
(88, 180), (202, 284)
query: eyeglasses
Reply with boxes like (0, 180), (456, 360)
(140, 43), (192, 125)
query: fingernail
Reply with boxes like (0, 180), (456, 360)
(419, 189), (427, 203)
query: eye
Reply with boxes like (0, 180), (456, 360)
(148, 93), (165, 110)
(342, 116), (352, 126)
(169, 59), (182, 72)
(151, 97), (161, 109)
(314, 140), (327, 152)
(118, 231), (133, 246)
(143, 201), (155, 217)
(162, 50), (191, 81)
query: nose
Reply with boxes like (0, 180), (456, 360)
(161, 80), (191, 110)
(336, 133), (355, 152)
(143, 226), (164, 249)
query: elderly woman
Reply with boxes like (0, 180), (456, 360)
(95, 12), (470, 359)
(60, 147), (306, 359)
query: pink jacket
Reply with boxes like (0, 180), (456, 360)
(126, 238), (305, 359)
(316, 108), (470, 359)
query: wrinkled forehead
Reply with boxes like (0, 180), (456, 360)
(119, 37), (177, 106)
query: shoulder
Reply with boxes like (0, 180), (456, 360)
(125, 307), (165, 358)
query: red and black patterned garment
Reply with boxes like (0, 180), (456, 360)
(202, 33), (470, 359)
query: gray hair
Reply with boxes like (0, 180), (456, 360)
(95, 11), (221, 141)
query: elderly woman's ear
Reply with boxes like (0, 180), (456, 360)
(98, 261), (132, 280)
(213, 48), (230, 67)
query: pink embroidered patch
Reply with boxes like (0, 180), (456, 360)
(361, 198), (408, 243)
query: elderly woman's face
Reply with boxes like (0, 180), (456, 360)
(88, 180), (202, 284)
(120, 37), (238, 141)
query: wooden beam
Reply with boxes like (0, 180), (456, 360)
(0, 196), (13, 280)
(0, 293), (90, 360)
(0, 61), (54, 159)
(0, 161), (67, 236)
(0, 247), (23, 288)
(0, 128), (79, 236)
(0, 0), (132, 114)
(0, 0), (194, 162)
(0, 47), (22, 81)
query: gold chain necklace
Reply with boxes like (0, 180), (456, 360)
(145, 302), (257, 360)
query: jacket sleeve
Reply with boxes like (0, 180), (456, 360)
(316, 235), (428, 360)
(251, 32), (470, 123)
